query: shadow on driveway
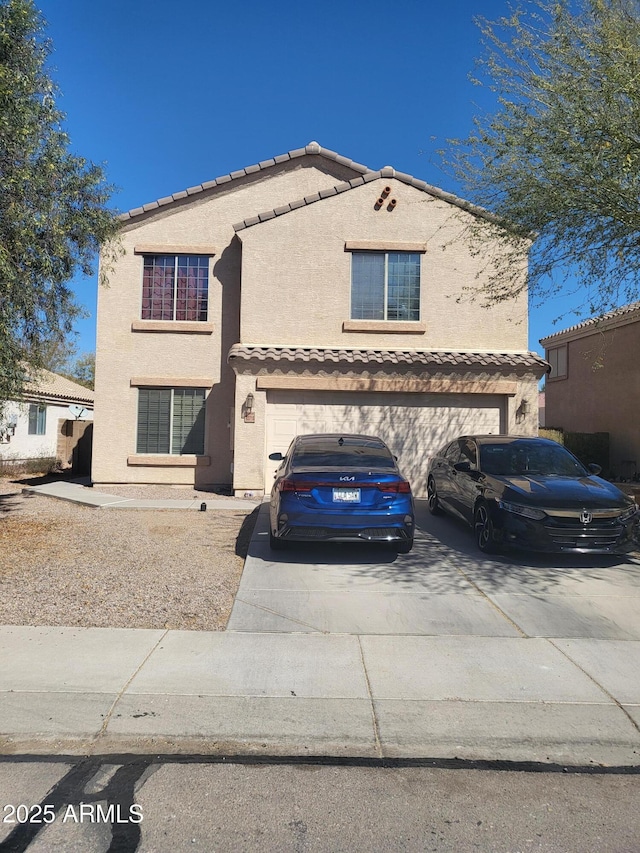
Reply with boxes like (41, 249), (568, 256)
(239, 500), (640, 597)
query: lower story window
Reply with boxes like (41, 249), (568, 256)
(137, 388), (206, 455)
(28, 404), (46, 435)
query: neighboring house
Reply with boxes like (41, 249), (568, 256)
(0, 369), (94, 463)
(541, 301), (640, 480)
(93, 142), (546, 497)
(538, 390), (546, 427)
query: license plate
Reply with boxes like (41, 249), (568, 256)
(333, 488), (361, 503)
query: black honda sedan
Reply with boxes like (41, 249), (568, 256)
(427, 436), (639, 554)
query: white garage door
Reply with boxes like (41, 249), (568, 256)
(264, 390), (505, 496)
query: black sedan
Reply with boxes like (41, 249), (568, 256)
(427, 436), (639, 554)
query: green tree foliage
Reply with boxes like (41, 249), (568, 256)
(0, 0), (119, 405)
(446, 0), (640, 319)
(65, 351), (94, 390)
(39, 338), (95, 389)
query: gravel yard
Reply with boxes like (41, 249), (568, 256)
(0, 477), (258, 631)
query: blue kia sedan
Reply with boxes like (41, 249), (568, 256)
(268, 434), (415, 552)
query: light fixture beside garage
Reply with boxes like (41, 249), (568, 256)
(515, 398), (529, 423)
(243, 392), (255, 423)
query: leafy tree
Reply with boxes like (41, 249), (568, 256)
(65, 351), (94, 390)
(0, 0), (119, 407)
(445, 0), (640, 320)
(39, 337), (95, 389)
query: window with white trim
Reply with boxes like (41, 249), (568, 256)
(136, 388), (206, 455)
(351, 252), (420, 321)
(28, 404), (46, 435)
(546, 345), (567, 379)
(141, 255), (209, 321)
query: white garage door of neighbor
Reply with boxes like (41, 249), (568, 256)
(264, 390), (504, 496)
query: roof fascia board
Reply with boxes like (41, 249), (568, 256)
(540, 305), (640, 347)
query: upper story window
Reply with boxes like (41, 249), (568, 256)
(351, 252), (420, 321)
(142, 255), (209, 322)
(546, 344), (567, 379)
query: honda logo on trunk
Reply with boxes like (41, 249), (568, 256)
(580, 510), (593, 524)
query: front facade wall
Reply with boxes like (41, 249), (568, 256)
(232, 366), (540, 497)
(94, 156), (537, 491)
(544, 323), (640, 476)
(238, 178), (529, 351)
(93, 160), (358, 486)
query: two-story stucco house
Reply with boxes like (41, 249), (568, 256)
(93, 142), (546, 497)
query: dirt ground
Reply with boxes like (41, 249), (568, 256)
(0, 476), (258, 631)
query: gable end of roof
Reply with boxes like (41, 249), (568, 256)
(119, 142), (372, 223)
(232, 168), (495, 233)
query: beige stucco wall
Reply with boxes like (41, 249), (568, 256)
(231, 365), (540, 496)
(544, 322), (640, 475)
(93, 159), (358, 485)
(237, 177), (529, 350)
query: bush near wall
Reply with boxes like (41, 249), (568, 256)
(540, 428), (610, 475)
(0, 456), (57, 476)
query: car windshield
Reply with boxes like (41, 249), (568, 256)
(479, 442), (588, 477)
(292, 440), (396, 469)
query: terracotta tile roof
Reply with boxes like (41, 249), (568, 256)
(232, 164), (493, 232)
(540, 300), (640, 345)
(227, 345), (547, 371)
(24, 369), (95, 405)
(119, 142), (372, 222)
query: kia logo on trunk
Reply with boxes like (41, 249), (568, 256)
(339, 476), (355, 481)
(580, 510), (593, 524)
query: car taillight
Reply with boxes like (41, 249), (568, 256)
(378, 481), (412, 494)
(278, 479), (312, 492)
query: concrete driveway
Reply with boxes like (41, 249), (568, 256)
(228, 500), (640, 639)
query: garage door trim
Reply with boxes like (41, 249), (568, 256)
(256, 376), (517, 395)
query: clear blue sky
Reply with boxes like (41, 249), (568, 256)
(38, 0), (584, 357)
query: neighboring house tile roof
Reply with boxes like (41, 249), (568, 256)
(540, 300), (640, 345)
(119, 142), (372, 222)
(228, 345), (547, 371)
(24, 369), (95, 406)
(232, 164), (493, 232)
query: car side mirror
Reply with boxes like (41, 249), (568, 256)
(268, 452), (284, 461)
(588, 463), (602, 475)
(453, 460), (471, 473)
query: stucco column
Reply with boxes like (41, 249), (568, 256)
(232, 372), (266, 496)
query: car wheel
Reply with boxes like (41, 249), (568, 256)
(395, 539), (414, 554)
(427, 477), (442, 515)
(474, 501), (499, 554)
(269, 529), (286, 551)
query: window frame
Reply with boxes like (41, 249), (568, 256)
(136, 387), (207, 456)
(28, 404), (46, 435)
(350, 251), (421, 322)
(140, 254), (210, 323)
(546, 344), (568, 380)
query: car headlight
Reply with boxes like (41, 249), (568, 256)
(619, 503), (639, 523)
(498, 500), (546, 520)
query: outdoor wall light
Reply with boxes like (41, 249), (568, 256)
(515, 399), (529, 423)
(243, 393), (255, 423)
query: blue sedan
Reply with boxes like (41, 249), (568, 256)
(268, 434), (415, 553)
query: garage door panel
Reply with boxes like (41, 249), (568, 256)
(265, 391), (503, 496)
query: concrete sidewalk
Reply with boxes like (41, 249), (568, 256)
(1, 624), (639, 764)
(21, 479), (259, 510)
(5, 479), (640, 765)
